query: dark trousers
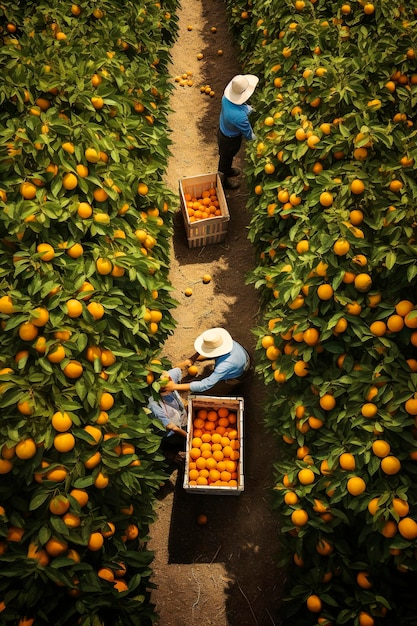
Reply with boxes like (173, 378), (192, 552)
(217, 129), (242, 178)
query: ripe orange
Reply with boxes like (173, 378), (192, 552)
(380, 455), (401, 475)
(87, 302), (105, 320)
(294, 360), (309, 376)
(392, 498), (409, 517)
(351, 179), (365, 194)
(31, 307), (49, 327)
(18, 322), (38, 341)
(298, 468), (315, 485)
(54, 432), (75, 453)
(15, 439), (37, 459)
(67, 243), (83, 259)
(356, 571), (373, 589)
(369, 320), (386, 336)
(317, 284), (333, 300)
(347, 476), (366, 496)
(306, 594), (322, 613)
(20, 182), (37, 199)
(333, 238), (350, 255)
(51, 410), (72, 432)
(96, 257), (113, 275)
(319, 191), (333, 206)
(45, 537), (68, 557)
(398, 517), (417, 540)
(63, 172), (78, 190)
(99, 392), (114, 410)
(361, 403), (378, 418)
(47, 344), (66, 363)
(84, 424), (102, 445)
(98, 568), (115, 582)
(339, 452), (355, 471)
(354, 273), (372, 292)
(49, 495), (70, 516)
(70, 488), (89, 507)
(66, 299), (83, 317)
(63, 360), (83, 378)
(371, 440), (390, 458)
(319, 394), (336, 411)
(291, 509), (309, 526)
(87, 532), (104, 551)
(94, 471), (109, 489)
(316, 538), (333, 555)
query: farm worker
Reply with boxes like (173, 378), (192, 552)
(217, 73), (259, 190)
(161, 328), (251, 396)
(147, 366), (188, 450)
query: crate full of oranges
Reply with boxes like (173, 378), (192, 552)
(179, 173), (230, 248)
(183, 395), (244, 495)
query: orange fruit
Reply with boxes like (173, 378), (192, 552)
(319, 394), (336, 411)
(298, 468), (315, 485)
(306, 594), (322, 613)
(66, 299), (83, 317)
(15, 439), (37, 459)
(354, 273), (372, 292)
(380, 455), (401, 475)
(371, 440), (390, 458)
(357, 571), (373, 589)
(333, 238), (350, 255)
(54, 432), (75, 453)
(31, 307), (49, 327)
(392, 498), (409, 518)
(96, 257), (113, 275)
(49, 495), (70, 516)
(51, 410), (72, 432)
(361, 402), (378, 418)
(291, 509), (309, 526)
(45, 537), (68, 557)
(398, 517), (417, 540)
(18, 322), (38, 341)
(347, 476), (366, 496)
(87, 302), (105, 320)
(69, 488), (89, 507)
(369, 320), (386, 336)
(99, 392), (114, 410)
(317, 284), (333, 300)
(351, 179), (365, 194)
(47, 344), (66, 363)
(63, 172), (78, 190)
(63, 360), (83, 378)
(339, 452), (355, 471)
(319, 191), (333, 206)
(87, 532), (104, 551)
(94, 471), (109, 489)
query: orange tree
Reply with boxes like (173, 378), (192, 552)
(227, 0), (417, 624)
(0, 1), (179, 625)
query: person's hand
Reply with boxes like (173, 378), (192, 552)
(161, 379), (176, 392)
(176, 359), (192, 369)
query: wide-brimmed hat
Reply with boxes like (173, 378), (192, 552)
(224, 74), (259, 105)
(194, 328), (233, 358)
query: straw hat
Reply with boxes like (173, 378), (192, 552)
(224, 74), (259, 105)
(194, 328), (233, 358)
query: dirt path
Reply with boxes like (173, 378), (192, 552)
(148, 1), (286, 624)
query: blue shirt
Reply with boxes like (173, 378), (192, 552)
(147, 368), (186, 437)
(219, 96), (255, 140)
(189, 341), (249, 393)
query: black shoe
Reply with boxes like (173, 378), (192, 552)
(224, 178), (241, 190)
(229, 167), (241, 177)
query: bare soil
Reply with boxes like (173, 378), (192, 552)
(148, 1), (286, 624)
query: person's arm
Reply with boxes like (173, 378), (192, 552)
(162, 380), (191, 393)
(166, 422), (187, 437)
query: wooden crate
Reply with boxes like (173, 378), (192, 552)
(183, 395), (244, 495)
(179, 173), (230, 248)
